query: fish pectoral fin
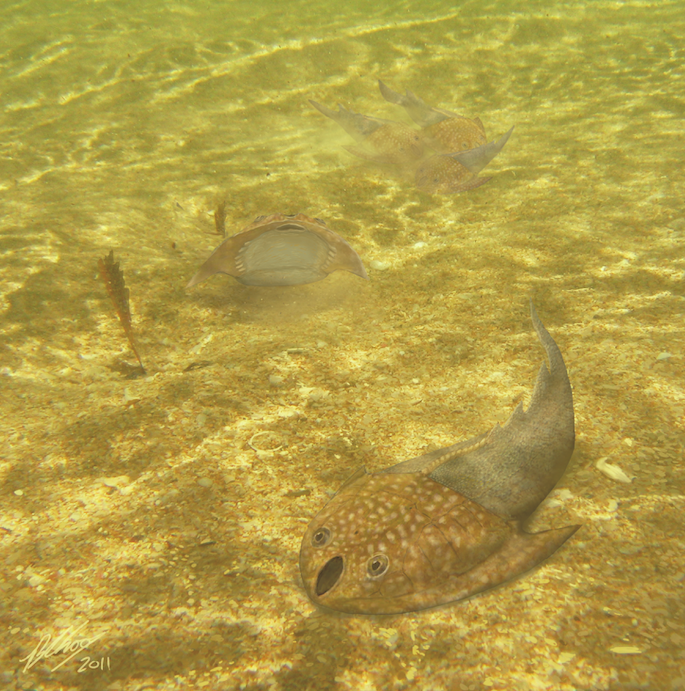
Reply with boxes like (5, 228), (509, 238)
(450, 125), (515, 174)
(342, 144), (379, 162)
(342, 145), (409, 170)
(445, 176), (492, 194)
(494, 523), (581, 584)
(447, 523), (580, 603)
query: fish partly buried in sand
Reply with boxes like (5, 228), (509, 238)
(378, 80), (514, 193)
(300, 303), (579, 614)
(378, 79), (488, 153)
(310, 85), (513, 194)
(186, 213), (367, 288)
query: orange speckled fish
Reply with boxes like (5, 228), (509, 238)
(300, 302), (579, 614)
(378, 79), (488, 153)
(378, 80), (514, 193)
(414, 125), (513, 194)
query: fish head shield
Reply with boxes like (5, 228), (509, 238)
(299, 467), (513, 615)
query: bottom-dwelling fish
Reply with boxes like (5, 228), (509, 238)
(309, 95), (513, 195)
(414, 126), (514, 194)
(186, 213), (367, 288)
(300, 302), (579, 614)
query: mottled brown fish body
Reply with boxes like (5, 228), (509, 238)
(423, 116), (486, 153)
(301, 470), (578, 614)
(347, 122), (426, 168)
(414, 126), (514, 194)
(186, 213), (367, 288)
(375, 80), (514, 194)
(310, 90), (513, 195)
(300, 303), (579, 614)
(377, 78), (486, 151)
(301, 471), (509, 614)
(415, 155), (490, 194)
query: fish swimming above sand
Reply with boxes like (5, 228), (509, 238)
(413, 126), (514, 194)
(309, 87), (513, 194)
(378, 79), (515, 193)
(378, 79), (488, 153)
(300, 302), (579, 614)
(186, 213), (367, 288)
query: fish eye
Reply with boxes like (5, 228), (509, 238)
(367, 554), (389, 578)
(312, 527), (332, 547)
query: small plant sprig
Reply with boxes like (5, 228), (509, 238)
(98, 250), (145, 374)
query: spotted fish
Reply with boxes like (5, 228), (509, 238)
(378, 79), (488, 152)
(310, 89), (513, 194)
(186, 213), (367, 288)
(378, 80), (514, 192)
(300, 303), (579, 614)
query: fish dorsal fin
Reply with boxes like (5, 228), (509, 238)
(377, 80), (453, 127)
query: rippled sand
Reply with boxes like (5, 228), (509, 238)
(1, 1), (683, 689)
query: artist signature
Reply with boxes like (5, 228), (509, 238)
(20, 621), (105, 672)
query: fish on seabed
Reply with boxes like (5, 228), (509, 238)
(378, 79), (489, 153)
(378, 80), (514, 194)
(186, 213), (367, 288)
(300, 302), (579, 614)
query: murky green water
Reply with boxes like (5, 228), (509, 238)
(1, 0), (683, 689)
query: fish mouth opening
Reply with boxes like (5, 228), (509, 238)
(316, 556), (344, 596)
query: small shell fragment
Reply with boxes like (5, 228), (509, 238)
(609, 645), (643, 655)
(596, 457), (634, 483)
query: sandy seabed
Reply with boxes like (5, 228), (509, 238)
(0, 0), (683, 689)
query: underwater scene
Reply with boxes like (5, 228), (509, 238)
(1, 0), (683, 689)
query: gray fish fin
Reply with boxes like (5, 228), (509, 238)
(500, 402), (526, 430)
(529, 300), (567, 379)
(380, 431), (491, 476)
(309, 99), (385, 140)
(418, 424), (499, 475)
(342, 144), (405, 168)
(526, 300), (573, 421)
(377, 80), (449, 127)
(450, 126), (514, 174)
(342, 144), (379, 163)
(186, 267), (212, 288)
(377, 80), (406, 106)
(476, 522), (581, 586)
(419, 522), (581, 610)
